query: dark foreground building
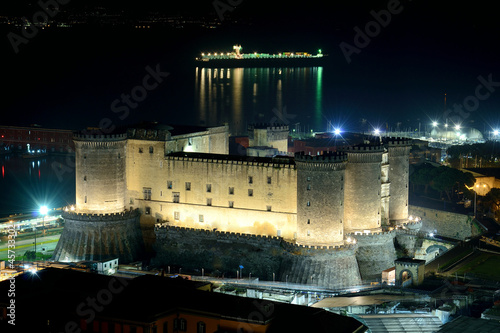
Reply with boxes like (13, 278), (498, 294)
(0, 268), (368, 333)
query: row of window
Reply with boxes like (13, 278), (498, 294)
(166, 177), (272, 191)
(138, 146), (155, 154)
(144, 187), (261, 198)
(145, 202), (273, 217)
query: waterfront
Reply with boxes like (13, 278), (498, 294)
(0, 155), (75, 216)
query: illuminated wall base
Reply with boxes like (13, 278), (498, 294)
(52, 210), (144, 263)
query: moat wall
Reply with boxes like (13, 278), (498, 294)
(350, 231), (397, 280)
(152, 225), (362, 289)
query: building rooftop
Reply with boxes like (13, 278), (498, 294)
(166, 151), (296, 165)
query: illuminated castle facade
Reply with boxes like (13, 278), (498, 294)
(53, 123), (416, 288)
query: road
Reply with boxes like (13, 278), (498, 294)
(0, 234), (61, 259)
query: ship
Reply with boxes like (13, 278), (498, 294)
(195, 45), (327, 67)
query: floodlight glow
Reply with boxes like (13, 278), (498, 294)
(455, 124), (461, 130)
(429, 233), (434, 237)
(39, 206), (48, 215)
(373, 128), (380, 135)
(432, 121), (438, 127)
(493, 130), (499, 136)
(334, 128), (341, 135)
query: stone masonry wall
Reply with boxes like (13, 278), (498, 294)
(409, 205), (484, 240)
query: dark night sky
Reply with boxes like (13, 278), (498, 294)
(1, 0), (500, 132)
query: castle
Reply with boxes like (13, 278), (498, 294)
(53, 123), (419, 289)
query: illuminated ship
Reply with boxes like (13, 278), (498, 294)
(195, 44), (327, 67)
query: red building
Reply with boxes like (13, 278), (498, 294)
(0, 125), (74, 153)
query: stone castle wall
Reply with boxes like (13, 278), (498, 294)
(127, 153), (298, 239)
(153, 225), (361, 289)
(52, 210), (144, 263)
(409, 205), (483, 240)
(295, 153), (347, 246)
(387, 142), (411, 222)
(343, 146), (384, 233)
(74, 134), (127, 214)
(349, 231), (397, 280)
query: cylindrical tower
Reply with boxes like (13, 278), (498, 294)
(74, 133), (127, 213)
(52, 132), (144, 263)
(343, 143), (384, 234)
(295, 152), (347, 246)
(385, 138), (411, 223)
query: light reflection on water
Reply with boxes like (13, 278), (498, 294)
(194, 67), (325, 135)
(0, 155), (75, 216)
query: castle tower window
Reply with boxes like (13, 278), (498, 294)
(307, 201), (311, 207)
(207, 198), (212, 206)
(160, 191), (163, 197)
(307, 230), (311, 236)
(206, 184), (211, 192)
(307, 184), (311, 190)
(307, 177), (311, 181)
(229, 201), (234, 208)
(307, 219), (310, 224)
(186, 182), (191, 191)
(84, 196), (87, 203)
(149, 146), (154, 154)
(174, 212), (180, 220)
(167, 181), (172, 189)
(173, 192), (180, 203)
(248, 176), (253, 184)
(199, 215), (204, 223)
(84, 176), (87, 181)
(248, 189), (253, 196)
(118, 153), (120, 159)
(267, 205), (272, 211)
(145, 207), (151, 215)
(267, 177), (272, 184)
(229, 187), (234, 195)
(130, 198), (134, 204)
(139, 148), (143, 153)
(197, 321), (206, 333)
(143, 188), (152, 200)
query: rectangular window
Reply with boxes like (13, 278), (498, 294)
(248, 189), (253, 196)
(307, 230), (311, 236)
(139, 148), (143, 153)
(145, 207), (151, 215)
(267, 177), (272, 184)
(207, 198), (212, 206)
(307, 201), (311, 207)
(307, 184), (311, 190)
(149, 146), (154, 154)
(160, 191), (163, 197)
(85, 196), (87, 203)
(248, 176), (253, 184)
(229, 201), (234, 208)
(174, 212), (180, 220)
(206, 184), (211, 193)
(307, 177), (311, 181)
(167, 181), (172, 189)
(143, 187), (152, 200)
(229, 187), (234, 195)
(307, 219), (310, 224)
(185, 182), (191, 191)
(129, 198), (134, 204)
(199, 215), (204, 222)
(173, 192), (180, 203)
(266, 205), (272, 211)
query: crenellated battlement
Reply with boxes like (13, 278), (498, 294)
(383, 137), (411, 146)
(62, 209), (139, 222)
(165, 153), (296, 169)
(294, 151), (347, 163)
(127, 128), (171, 141)
(73, 133), (127, 141)
(341, 144), (384, 152)
(154, 224), (357, 254)
(347, 230), (396, 245)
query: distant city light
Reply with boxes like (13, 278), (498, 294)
(455, 124), (461, 130)
(493, 130), (499, 136)
(334, 128), (341, 135)
(373, 128), (381, 135)
(432, 121), (438, 127)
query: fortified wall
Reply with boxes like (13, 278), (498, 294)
(409, 205), (484, 240)
(348, 231), (397, 280)
(53, 210), (143, 263)
(153, 225), (361, 289)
